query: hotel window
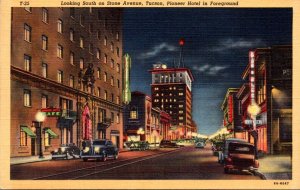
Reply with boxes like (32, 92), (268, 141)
(104, 72), (107, 82)
(42, 63), (47, 78)
(110, 42), (114, 52)
(97, 68), (100, 79)
(80, 36), (84, 48)
(174, 99), (177, 102)
(117, 63), (120, 73)
(104, 90), (107, 100)
(41, 94), (48, 108)
(179, 92), (184, 96)
(20, 127), (27, 146)
(57, 70), (63, 83)
(70, 29), (74, 41)
(117, 79), (120, 88)
(89, 43), (93, 54)
(69, 75), (74, 87)
(24, 7), (32, 12)
(156, 93), (159, 97)
(111, 93), (114, 102)
(111, 76), (114, 86)
(42, 8), (48, 23)
(44, 132), (50, 147)
(42, 35), (48, 50)
(117, 113), (120, 123)
(110, 59), (114, 68)
(24, 24), (31, 42)
(80, 58), (84, 69)
(97, 30), (101, 39)
(179, 110), (183, 114)
(116, 32), (119, 41)
(179, 104), (183, 108)
(70, 52), (74, 65)
(57, 44), (63, 58)
(104, 54), (107, 63)
(111, 112), (114, 123)
(57, 19), (63, 33)
(24, 54), (31, 72)
(116, 96), (120, 104)
(154, 87), (159, 90)
(23, 89), (31, 107)
(80, 15), (84, 26)
(70, 8), (75, 18)
(96, 49), (100, 59)
(104, 36), (107, 46)
(130, 107), (138, 119)
(116, 47), (120, 57)
(89, 24), (93, 33)
(97, 87), (100, 97)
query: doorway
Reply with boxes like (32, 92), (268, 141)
(31, 138), (36, 156)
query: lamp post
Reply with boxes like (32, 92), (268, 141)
(247, 103), (261, 158)
(35, 111), (46, 158)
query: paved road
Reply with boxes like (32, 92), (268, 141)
(11, 145), (261, 180)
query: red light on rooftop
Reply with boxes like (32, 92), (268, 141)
(179, 38), (185, 46)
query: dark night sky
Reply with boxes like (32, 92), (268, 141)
(123, 8), (292, 135)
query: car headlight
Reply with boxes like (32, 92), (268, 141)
(61, 147), (66, 153)
(54, 149), (58, 153)
(94, 147), (100, 153)
(83, 147), (90, 153)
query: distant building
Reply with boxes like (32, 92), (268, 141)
(149, 63), (194, 139)
(11, 8), (123, 157)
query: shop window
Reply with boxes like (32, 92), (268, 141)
(20, 127), (27, 146)
(130, 107), (138, 119)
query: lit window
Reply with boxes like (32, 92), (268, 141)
(111, 59), (114, 68)
(96, 49), (100, 59)
(69, 75), (74, 87)
(57, 19), (63, 33)
(156, 93), (159, 97)
(130, 108), (138, 119)
(23, 89), (31, 107)
(116, 32), (119, 41)
(20, 127), (27, 146)
(80, 36), (84, 48)
(104, 90), (107, 100)
(179, 110), (183, 114)
(41, 94), (48, 108)
(174, 99), (177, 102)
(24, 24), (31, 42)
(104, 36), (107, 46)
(70, 29), (74, 41)
(42, 35), (48, 50)
(24, 54), (31, 72)
(179, 92), (184, 96)
(155, 87), (159, 90)
(110, 42), (114, 52)
(111, 76), (114, 86)
(42, 8), (48, 23)
(57, 70), (63, 83)
(116, 47), (120, 57)
(70, 52), (74, 65)
(57, 44), (63, 58)
(97, 68), (100, 79)
(42, 63), (47, 78)
(179, 117), (184, 120)
(104, 54), (107, 63)
(104, 72), (107, 82)
(97, 87), (100, 97)
(179, 104), (183, 108)
(117, 63), (120, 73)
(80, 58), (84, 69)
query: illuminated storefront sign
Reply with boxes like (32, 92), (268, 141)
(228, 95), (233, 123)
(249, 51), (256, 104)
(122, 53), (132, 104)
(41, 108), (62, 117)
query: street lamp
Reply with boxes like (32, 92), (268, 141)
(35, 111), (46, 158)
(247, 102), (261, 158)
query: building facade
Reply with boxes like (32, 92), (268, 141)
(11, 7), (124, 157)
(149, 63), (194, 139)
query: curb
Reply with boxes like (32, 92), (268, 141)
(251, 170), (266, 180)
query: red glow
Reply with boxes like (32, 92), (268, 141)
(179, 38), (185, 46)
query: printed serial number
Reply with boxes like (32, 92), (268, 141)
(274, 182), (289, 185)
(20, 1), (30, 6)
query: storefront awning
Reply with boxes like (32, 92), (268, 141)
(45, 128), (58, 138)
(21, 126), (36, 138)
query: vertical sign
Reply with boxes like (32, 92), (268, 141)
(228, 95), (233, 123)
(249, 51), (256, 104)
(122, 53), (132, 104)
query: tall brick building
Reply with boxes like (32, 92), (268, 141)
(11, 7), (123, 157)
(149, 63), (194, 139)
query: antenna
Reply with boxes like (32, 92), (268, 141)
(178, 38), (185, 68)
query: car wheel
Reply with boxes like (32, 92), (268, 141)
(83, 158), (88, 162)
(224, 168), (229, 174)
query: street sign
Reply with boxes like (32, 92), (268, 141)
(41, 108), (62, 117)
(244, 119), (263, 125)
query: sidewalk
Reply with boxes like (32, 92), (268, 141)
(256, 154), (292, 180)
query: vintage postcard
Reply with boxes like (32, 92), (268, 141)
(0, 0), (299, 189)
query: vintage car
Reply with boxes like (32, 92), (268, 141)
(129, 141), (150, 151)
(218, 138), (246, 163)
(223, 141), (259, 174)
(195, 141), (205, 148)
(159, 140), (179, 148)
(51, 144), (81, 160)
(80, 139), (119, 162)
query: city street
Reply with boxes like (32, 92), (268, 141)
(11, 144), (260, 180)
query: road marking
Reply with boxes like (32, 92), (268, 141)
(71, 148), (183, 179)
(32, 148), (183, 180)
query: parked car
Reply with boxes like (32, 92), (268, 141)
(51, 144), (81, 160)
(159, 140), (179, 148)
(218, 138), (246, 164)
(80, 139), (119, 162)
(211, 141), (224, 157)
(223, 141), (259, 174)
(195, 141), (205, 148)
(129, 141), (150, 151)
